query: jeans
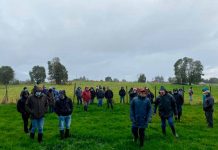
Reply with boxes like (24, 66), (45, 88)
(132, 126), (145, 146)
(189, 95), (193, 101)
(98, 98), (103, 106)
(205, 111), (213, 127)
(161, 116), (176, 135)
(120, 96), (125, 103)
(31, 117), (44, 134)
(59, 115), (72, 130)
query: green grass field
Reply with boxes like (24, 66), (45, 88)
(0, 103), (217, 150)
(0, 82), (217, 149)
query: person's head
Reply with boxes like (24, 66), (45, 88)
(137, 88), (148, 98)
(85, 87), (89, 91)
(202, 87), (210, 95)
(59, 90), (66, 100)
(159, 86), (166, 96)
(133, 88), (137, 93)
(23, 87), (27, 90)
(121, 87), (124, 89)
(173, 88), (178, 94)
(21, 90), (29, 99)
(190, 87), (192, 89)
(34, 87), (42, 98)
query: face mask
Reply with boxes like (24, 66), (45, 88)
(35, 92), (42, 97)
(59, 94), (65, 100)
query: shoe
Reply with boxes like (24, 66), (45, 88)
(174, 133), (179, 138)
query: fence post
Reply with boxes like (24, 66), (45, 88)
(73, 82), (76, 104)
(154, 86), (157, 100)
(126, 86), (128, 104)
(182, 86), (185, 98)
(210, 85), (212, 94)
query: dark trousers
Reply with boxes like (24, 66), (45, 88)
(22, 113), (31, 133)
(77, 97), (82, 105)
(107, 99), (113, 109)
(205, 111), (213, 127)
(132, 127), (145, 146)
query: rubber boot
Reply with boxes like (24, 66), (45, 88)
(38, 133), (43, 143)
(65, 129), (70, 138)
(30, 132), (35, 139)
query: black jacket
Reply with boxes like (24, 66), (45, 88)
(154, 93), (178, 118)
(203, 94), (214, 112)
(17, 97), (29, 114)
(119, 89), (126, 97)
(55, 97), (73, 116)
(105, 90), (113, 99)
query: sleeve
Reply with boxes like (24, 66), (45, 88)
(25, 97), (33, 114)
(44, 96), (49, 113)
(17, 100), (22, 113)
(130, 100), (136, 122)
(145, 100), (152, 123)
(54, 101), (60, 115)
(69, 99), (73, 114)
(171, 96), (178, 116)
(154, 97), (160, 113)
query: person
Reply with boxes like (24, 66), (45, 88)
(129, 88), (138, 102)
(105, 87), (114, 110)
(55, 90), (73, 139)
(130, 88), (152, 147)
(89, 87), (96, 104)
(96, 86), (105, 107)
(119, 87), (126, 104)
(25, 87), (48, 143)
(42, 85), (48, 95)
(47, 88), (55, 113)
(17, 90), (31, 133)
(154, 86), (178, 137)
(188, 87), (193, 104)
(173, 89), (184, 122)
(53, 87), (60, 101)
(75, 87), (82, 105)
(20, 87), (29, 98)
(146, 88), (154, 104)
(82, 87), (91, 111)
(202, 87), (214, 128)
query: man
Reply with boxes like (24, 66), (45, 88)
(55, 90), (73, 139)
(146, 88), (154, 104)
(154, 86), (178, 137)
(47, 88), (55, 113)
(25, 87), (48, 143)
(188, 87), (193, 104)
(96, 86), (105, 107)
(105, 87), (114, 110)
(75, 87), (82, 105)
(17, 90), (31, 133)
(129, 88), (138, 102)
(202, 87), (214, 128)
(130, 88), (151, 147)
(82, 87), (91, 111)
(119, 87), (126, 104)
(89, 87), (96, 104)
(173, 89), (184, 122)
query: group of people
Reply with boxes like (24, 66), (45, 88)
(75, 86), (114, 111)
(16, 85), (214, 147)
(17, 86), (73, 142)
(130, 86), (214, 147)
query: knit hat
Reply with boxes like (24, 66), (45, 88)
(159, 86), (166, 91)
(202, 87), (210, 93)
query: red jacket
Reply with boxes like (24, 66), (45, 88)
(82, 90), (91, 102)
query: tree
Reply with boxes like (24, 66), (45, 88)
(168, 77), (177, 83)
(174, 57), (203, 85)
(29, 65), (46, 84)
(48, 57), (68, 84)
(105, 76), (112, 82)
(113, 78), (119, 82)
(154, 75), (164, 82)
(138, 74), (146, 83)
(0, 66), (14, 103)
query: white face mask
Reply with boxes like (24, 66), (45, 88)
(35, 92), (42, 97)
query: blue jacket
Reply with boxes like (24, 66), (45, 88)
(130, 96), (152, 128)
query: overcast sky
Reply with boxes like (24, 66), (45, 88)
(0, 0), (218, 81)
